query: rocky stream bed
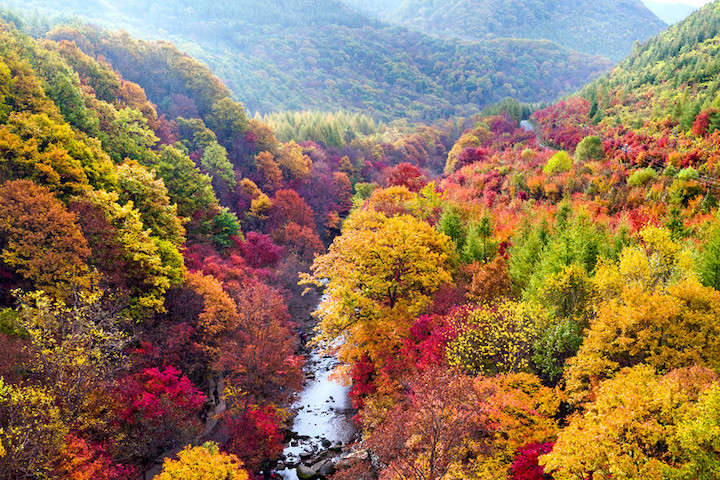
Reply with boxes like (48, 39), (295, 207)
(275, 349), (360, 480)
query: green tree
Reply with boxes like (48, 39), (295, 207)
(461, 215), (497, 264)
(437, 205), (466, 252)
(103, 107), (158, 164)
(574, 135), (604, 162)
(532, 317), (583, 385)
(543, 151), (572, 174)
(152, 145), (219, 218)
(205, 97), (248, 148)
(508, 220), (550, 293)
(116, 161), (186, 246)
(700, 221), (720, 291)
(201, 142), (236, 186)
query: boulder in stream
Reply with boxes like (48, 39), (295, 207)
(297, 464), (319, 480)
(297, 457), (336, 480)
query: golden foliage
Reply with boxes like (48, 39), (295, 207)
(157, 442), (249, 480)
(302, 207), (453, 368)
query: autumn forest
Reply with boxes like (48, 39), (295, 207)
(2, 0), (720, 479)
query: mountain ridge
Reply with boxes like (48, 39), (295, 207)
(344, 0), (666, 61)
(0, 0), (611, 121)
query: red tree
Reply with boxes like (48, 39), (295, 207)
(237, 232), (284, 269)
(268, 189), (315, 232)
(114, 366), (205, 470)
(511, 442), (555, 480)
(219, 279), (303, 405)
(384, 162), (429, 192)
(223, 405), (284, 474)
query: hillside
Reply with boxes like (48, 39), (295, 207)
(303, 1), (720, 478)
(0, 15), (463, 479)
(364, 0), (666, 61)
(342, 0), (403, 16)
(7, 0), (720, 478)
(578, 0), (720, 128)
(0, 0), (611, 121)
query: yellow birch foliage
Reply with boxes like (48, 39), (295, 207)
(447, 301), (542, 376)
(157, 442), (249, 480)
(249, 193), (272, 221)
(0, 377), (68, 479)
(75, 189), (179, 316)
(17, 290), (128, 422)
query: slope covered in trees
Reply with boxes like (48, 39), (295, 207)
(348, 0), (666, 61)
(0, 13), (509, 477)
(295, 4), (720, 480)
(0, 0), (611, 121)
(7, 0), (720, 479)
(0, 17), (373, 479)
(580, 0), (720, 129)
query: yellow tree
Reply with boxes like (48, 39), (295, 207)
(565, 279), (720, 399)
(302, 207), (453, 369)
(116, 161), (186, 247)
(565, 227), (719, 399)
(542, 365), (720, 480)
(276, 140), (312, 181)
(593, 225), (694, 301)
(0, 377), (68, 479)
(157, 442), (249, 480)
(446, 301), (542, 376)
(16, 290), (128, 421)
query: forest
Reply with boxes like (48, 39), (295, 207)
(0, 0), (614, 121)
(3, 0), (720, 480)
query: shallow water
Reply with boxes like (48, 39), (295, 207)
(278, 350), (356, 480)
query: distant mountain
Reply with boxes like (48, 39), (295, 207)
(642, 0), (698, 24)
(0, 0), (611, 122)
(342, 0), (403, 16)
(349, 0), (667, 62)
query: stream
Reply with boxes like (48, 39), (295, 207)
(276, 348), (357, 480)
